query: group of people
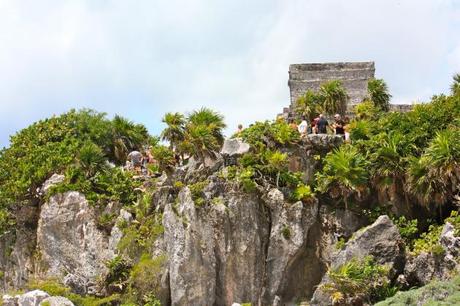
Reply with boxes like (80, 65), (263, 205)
(125, 147), (158, 175)
(289, 113), (350, 141)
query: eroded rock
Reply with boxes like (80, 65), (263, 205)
(17, 290), (49, 306)
(40, 296), (75, 306)
(311, 215), (405, 305)
(36, 192), (117, 294)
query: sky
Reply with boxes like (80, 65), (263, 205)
(0, 0), (459, 148)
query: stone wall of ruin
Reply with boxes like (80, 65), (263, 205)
(288, 62), (375, 107)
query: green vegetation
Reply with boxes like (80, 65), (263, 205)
(161, 107), (226, 165)
(281, 225), (291, 240)
(367, 78), (392, 112)
(319, 256), (395, 304)
(292, 184), (315, 203)
(410, 211), (460, 256)
(314, 75), (460, 217)
(28, 278), (121, 306)
(189, 180), (209, 206)
(316, 145), (369, 210)
(375, 274), (460, 306)
(0, 109), (150, 234)
(294, 78), (390, 119)
(124, 254), (166, 305)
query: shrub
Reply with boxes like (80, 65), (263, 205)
(126, 254), (166, 304)
(281, 225), (291, 240)
(118, 214), (164, 259)
(292, 184), (315, 203)
(189, 180), (209, 206)
(393, 216), (418, 249)
(27, 278), (121, 306)
(319, 256), (394, 304)
(105, 256), (132, 292)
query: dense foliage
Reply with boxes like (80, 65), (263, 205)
(160, 107), (226, 164)
(375, 274), (460, 306)
(294, 78), (391, 119)
(319, 256), (395, 304)
(314, 79), (460, 217)
(0, 109), (150, 234)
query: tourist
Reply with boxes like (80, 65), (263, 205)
(289, 119), (298, 131)
(312, 116), (320, 134)
(298, 117), (309, 137)
(316, 114), (329, 134)
(127, 150), (143, 173)
(333, 114), (345, 139)
(343, 116), (351, 142)
(236, 124), (244, 136)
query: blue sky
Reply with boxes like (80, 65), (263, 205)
(0, 0), (459, 148)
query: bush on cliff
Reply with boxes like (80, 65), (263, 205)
(315, 76), (460, 217)
(0, 109), (150, 234)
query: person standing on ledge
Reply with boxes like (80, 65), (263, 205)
(333, 114), (345, 139)
(298, 117), (309, 137)
(316, 114), (329, 134)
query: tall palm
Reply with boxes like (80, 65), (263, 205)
(78, 142), (107, 178)
(295, 90), (321, 120)
(188, 107), (226, 144)
(370, 132), (410, 204)
(407, 128), (460, 214)
(110, 115), (149, 164)
(185, 108), (226, 164)
(319, 80), (348, 115)
(451, 73), (460, 96)
(161, 112), (186, 150)
(316, 145), (369, 210)
(367, 79), (391, 112)
(152, 145), (176, 175)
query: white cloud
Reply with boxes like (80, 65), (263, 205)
(0, 0), (459, 146)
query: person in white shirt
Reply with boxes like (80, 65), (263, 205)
(297, 118), (309, 137)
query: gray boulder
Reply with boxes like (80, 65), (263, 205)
(440, 222), (460, 257)
(40, 174), (65, 195)
(311, 215), (405, 305)
(2, 294), (18, 306)
(220, 138), (250, 156)
(17, 290), (49, 306)
(40, 296), (74, 306)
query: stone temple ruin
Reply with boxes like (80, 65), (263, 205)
(280, 61), (412, 119)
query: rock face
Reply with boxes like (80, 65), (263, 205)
(163, 187), (269, 306)
(36, 191), (119, 294)
(162, 182), (346, 306)
(311, 215), (405, 305)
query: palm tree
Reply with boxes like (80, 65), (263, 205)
(319, 80), (348, 115)
(264, 150), (288, 187)
(161, 112), (186, 150)
(315, 145), (369, 210)
(152, 145), (176, 175)
(184, 108), (226, 165)
(110, 115), (149, 164)
(407, 128), (460, 215)
(451, 73), (460, 96)
(367, 79), (391, 112)
(369, 132), (411, 208)
(185, 124), (220, 164)
(78, 141), (107, 178)
(187, 107), (226, 144)
(295, 90), (322, 120)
